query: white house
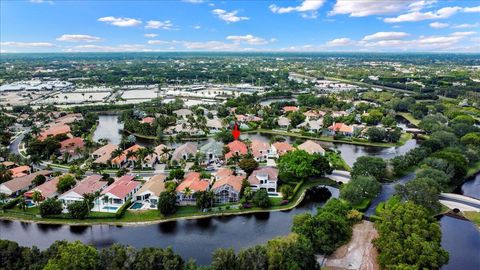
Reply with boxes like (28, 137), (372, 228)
(98, 175), (141, 211)
(58, 175), (107, 207)
(133, 174), (167, 208)
(298, 140), (326, 156)
(248, 167), (278, 193)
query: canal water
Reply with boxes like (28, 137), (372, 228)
(1, 114), (479, 267)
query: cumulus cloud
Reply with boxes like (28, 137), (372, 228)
(0, 41), (55, 47)
(226, 34), (268, 45)
(384, 6), (461, 23)
(97, 16), (142, 27)
(145, 20), (174, 30)
(362, 32), (410, 41)
(325, 38), (354, 46)
(144, 33), (158, 38)
(147, 40), (171, 45)
(453, 23), (480, 29)
(212, 9), (249, 23)
(193, 25), (201, 29)
(329, 0), (417, 17)
(56, 34), (102, 42)
(429, 22), (449, 29)
(269, 0), (326, 18)
(464, 6), (480, 13)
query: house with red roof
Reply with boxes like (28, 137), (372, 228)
(251, 140), (271, 162)
(0, 170), (52, 197)
(111, 144), (143, 168)
(99, 175), (140, 210)
(328, 122), (354, 137)
(24, 175), (64, 200)
(141, 117), (155, 125)
(298, 140), (326, 156)
(248, 167), (278, 193)
(9, 165), (31, 178)
(270, 142), (294, 158)
(282, 106), (299, 113)
(176, 172), (210, 203)
(59, 137), (85, 160)
(58, 175), (107, 207)
(91, 144), (118, 165)
(211, 174), (244, 203)
(225, 140), (248, 161)
(38, 124), (71, 141)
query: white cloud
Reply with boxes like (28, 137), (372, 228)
(97, 16), (142, 27)
(182, 41), (239, 50)
(453, 23), (480, 29)
(464, 6), (480, 13)
(362, 32), (410, 41)
(193, 25), (201, 29)
(145, 20), (174, 30)
(147, 40), (171, 45)
(325, 38), (354, 46)
(56, 34), (102, 42)
(144, 33), (158, 38)
(30, 0), (54, 4)
(429, 22), (449, 29)
(212, 9), (249, 23)
(64, 44), (147, 52)
(408, 1), (437, 12)
(330, 0), (416, 17)
(226, 34), (269, 45)
(451, 31), (477, 37)
(0, 41), (55, 47)
(269, 0), (326, 18)
(182, 0), (205, 3)
(384, 6), (461, 23)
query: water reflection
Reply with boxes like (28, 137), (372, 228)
(93, 115), (124, 145)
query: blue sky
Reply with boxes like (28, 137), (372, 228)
(1, 0), (479, 53)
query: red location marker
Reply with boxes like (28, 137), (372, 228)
(232, 123), (241, 140)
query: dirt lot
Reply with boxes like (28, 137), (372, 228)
(322, 220), (380, 270)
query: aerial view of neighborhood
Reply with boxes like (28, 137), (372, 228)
(0, 1), (479, 269)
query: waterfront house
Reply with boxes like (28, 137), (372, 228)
(0, 170), (52, 196)
(235, 114), (263, 123)
(58, 175), (107, 207)
(24, 175), (64, 200)
(225, 140), (248, 161)
(164, 123), (204, 136)
(248, 167), (278, 193)
(251, 140), (271, 162)
(328, 122), (354, 137)
(100, 175), (141, 206)
(176, 172), (209, 203)
(153, 144), (169, 163)
(133, 174), (167, 208)
(54, 113), (83, 125)
(9, 165), (31, 178)
(298, 140), (326, 156)
(91, 144), (117, 165)
(211, 175), (244, 203)
(277, 116), (291, 129)
(206, 118), (224, 133)
(38, 124), (71, 141)
(297, 119), (323, 133)
(270, 142), (293, 158)
(200, 141), (224, 162)
(282, 106), (299, 113)
(171, 142), (198, 161)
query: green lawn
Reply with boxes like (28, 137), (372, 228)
(0, 178), (338, 225)
(397, 112), (420, 126)
(467, 161), (480, 178)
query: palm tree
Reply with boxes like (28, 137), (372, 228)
(31, 125), (40, 137)
(161, 147), (173, 163)
(32, 190), (42, 206)
(18, 197), (27, 211)
(102, 195), (110, 212)
(111, 148), (123, 159)
(183, 187), (193, 200)
(126, 150), (137, 167)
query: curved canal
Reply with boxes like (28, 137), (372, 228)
(1, 114), (479, 267)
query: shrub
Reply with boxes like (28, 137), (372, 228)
(67, 201), (89, 219)
(39, 198), (63, 217)
(115, 200), (132, 219)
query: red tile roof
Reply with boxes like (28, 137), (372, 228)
(111, 144), (143, 165)
(9, 166), (31, 178)
(225, 140), (248, 160)
(283, 106), (299, 113)
(176, 172), (209, 193)
(212, 175), (244, 193)
(101, 175), (140, 199)
(272, 142), (293, 155)
(251, 140), (270, 159)
(328, 123), (354, 133)
(60, 137), (85, 153)
(38, 125), (71, 140)
(141, 117), (155, 124)
(63, 175), (106, 196)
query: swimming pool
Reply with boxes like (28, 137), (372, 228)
(102, 206), (119, 211)
(129, 202), (143, 210)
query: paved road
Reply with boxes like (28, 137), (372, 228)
(9, 128), (30, 156)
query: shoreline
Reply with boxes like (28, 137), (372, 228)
(0, 179), (325, 227)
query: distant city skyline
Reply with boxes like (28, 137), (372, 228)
(1, 0), (479, 53)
